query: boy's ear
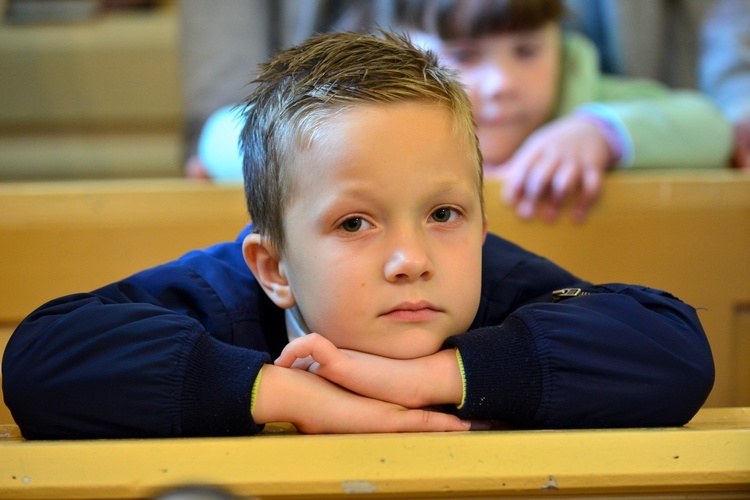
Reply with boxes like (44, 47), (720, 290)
(242, 233), (296, 309)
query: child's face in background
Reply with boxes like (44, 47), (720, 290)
(418, 23), (561, 166)
(279, 102), (487, 359)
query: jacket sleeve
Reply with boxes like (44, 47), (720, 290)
(2, 234), (274, 440)
(559, 32), (733, 169)
(579, 87), (733, 169)
(447, 283), (715, 428)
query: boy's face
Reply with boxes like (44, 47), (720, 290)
(416, 23), (561, 166)
(279, 102), (487, 359)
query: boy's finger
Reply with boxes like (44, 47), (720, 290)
(290, 356), (317, 371)
(275, 332), (344, 373)
(274, 334), (318, 366)
(397, 409), (470, 432)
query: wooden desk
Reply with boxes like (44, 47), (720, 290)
(0, 407), (748, 499)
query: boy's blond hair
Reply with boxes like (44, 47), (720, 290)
(239, 31), (482, 252)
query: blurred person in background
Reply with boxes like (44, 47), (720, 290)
(186, 0), (750, 217)
(565, 0), (750, 169)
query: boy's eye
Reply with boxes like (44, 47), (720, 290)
(340, 217), (371, 232)
(430, 207), (458, 223)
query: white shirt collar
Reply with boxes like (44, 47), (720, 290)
(285, 305), (311, 343)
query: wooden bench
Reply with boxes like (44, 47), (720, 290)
(0, 407), (748, 498)
(1, 172), (749, 427)
(0, 5), (183, 180)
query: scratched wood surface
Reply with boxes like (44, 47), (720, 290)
(0, 407), (748, 499)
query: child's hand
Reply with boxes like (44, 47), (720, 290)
(732, 115), (750, 170)
(498, 115), (614, 223)
(274, 333), (463, 409)
(183, 154), (211, 180)
(251, 362), (469, 434)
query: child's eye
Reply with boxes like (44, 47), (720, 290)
(515, 42), (541, 60)
(441, 46), (479, 66)
(430, 207), (459, 223)
(340, 217), (372, 232)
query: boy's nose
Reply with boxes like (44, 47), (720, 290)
(384, 236), (433, 283)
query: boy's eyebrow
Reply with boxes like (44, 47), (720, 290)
(319, 178), (479, 210)
(427, 180), (479, 199)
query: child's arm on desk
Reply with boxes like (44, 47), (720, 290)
(251, 361), (468, 433)
(275, 286), (715, 430)
(274, 333), (464, 410)
(4, 231), (469, 439)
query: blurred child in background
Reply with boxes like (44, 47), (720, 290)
(395, 0), (732, 223)
(566, 0), (750, 169)
(186, 0), (735, 223)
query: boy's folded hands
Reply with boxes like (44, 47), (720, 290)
(264, 333), (468, 433)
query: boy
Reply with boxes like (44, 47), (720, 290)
(396, 0), (733, 222)
(3, 32), (713, 439)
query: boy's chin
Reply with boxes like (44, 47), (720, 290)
(355, 333), (449, 360)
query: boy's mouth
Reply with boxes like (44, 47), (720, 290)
(380, 301), (442, 322)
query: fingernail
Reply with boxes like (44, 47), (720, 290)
(461, 420), (472, 429)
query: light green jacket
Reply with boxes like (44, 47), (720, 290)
(556, 33), (733, 169)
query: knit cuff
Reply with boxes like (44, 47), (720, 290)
(444, 315), (541, 424)
(250, 366), (264, 415)
(576, 105), (635, 168)
(455, 348), (466, 410)
(180, 332), (270, 436)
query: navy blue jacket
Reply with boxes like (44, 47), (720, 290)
(2, 227), (714, 439)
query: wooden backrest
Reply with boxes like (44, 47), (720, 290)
(0, 6), (183, 180)
(483, 171), (750, 409)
